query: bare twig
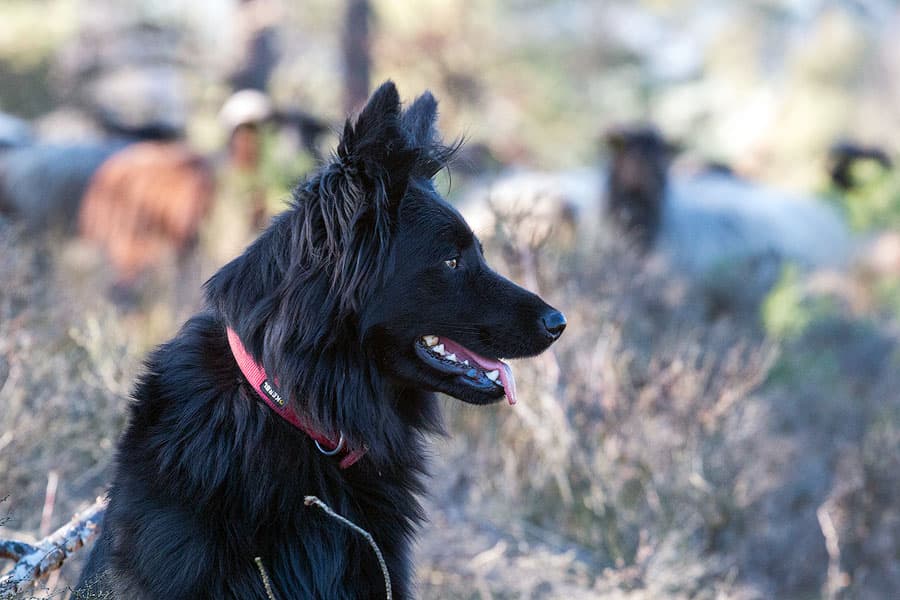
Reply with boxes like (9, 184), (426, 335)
(254, 556), (278, 600)
(0, 495), (11, 529)
(817, 503), (850, 598)
(40, 471), (59, 537)
(0, 539), (36, 563)
(11, 473), (84, 596)
(699, 341), (779, 431)
(0, 497), (106, 596)
(304, 495), (392, 600)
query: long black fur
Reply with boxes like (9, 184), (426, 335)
(77, 81), (563, 599)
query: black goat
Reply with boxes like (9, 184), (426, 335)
(604, 125), (680, 251)
(828, 141), (892, 191)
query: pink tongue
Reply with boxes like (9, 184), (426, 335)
(498, 363), (517, 406)
(439, 339), (518, 405)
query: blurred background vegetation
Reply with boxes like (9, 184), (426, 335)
(3, 0), (900, 598)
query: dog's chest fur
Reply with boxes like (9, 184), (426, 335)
(82, 314), (430, 599)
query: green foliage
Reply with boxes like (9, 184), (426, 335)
(761, 264), (836, 340)
(867, 275), (900, 325)
(257, 124), (318, 212)
(835, 161), (900, 232)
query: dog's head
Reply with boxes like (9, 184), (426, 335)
(208, 82), (564, 450)
(351, 83), (565, 406)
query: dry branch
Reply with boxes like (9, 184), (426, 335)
(254, 557), (278, 600)
(304, 495), (392, 600)
(0, 497), (106, 596)
(0, 540), (36, 564)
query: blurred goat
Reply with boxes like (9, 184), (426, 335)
(458, 126), (677, 258)
(610, 126), (852, 272)
(0, 112), (32, 150)
(0, 109), (183, 234)
(461, 125), (852, 276)
(604, 125), (680, 251)
(0, 128), (214, 287)
(78, 142), (215, 283)
(662, 169), (851, 273)
(827, 141), (892, 191)
(0, 144), (123, 232)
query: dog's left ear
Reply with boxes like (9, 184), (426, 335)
(337, 81), (417, 209)
(403, 91), (452, 179)
(402, 91), (438, 147)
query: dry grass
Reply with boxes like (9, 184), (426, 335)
(422, 221), (900, 598)
(0, 226), (153, 599)
(2, 213), (900, 599)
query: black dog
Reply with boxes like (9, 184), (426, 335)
(76, 82), (565, 599)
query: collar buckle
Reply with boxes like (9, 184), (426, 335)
(314, 432), (345, 456)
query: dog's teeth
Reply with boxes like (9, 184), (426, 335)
(462, 360), (469, 366)
(433, 344), (445, 355)
(446, 353), (457, 362)
(486, 370), (500, 382)
(423, 335), (439, 347)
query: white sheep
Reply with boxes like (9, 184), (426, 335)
(458, 128), (852, 278)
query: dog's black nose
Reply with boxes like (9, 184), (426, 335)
(540, 309), (566, 340)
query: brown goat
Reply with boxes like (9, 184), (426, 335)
(79, 142), (215, 283)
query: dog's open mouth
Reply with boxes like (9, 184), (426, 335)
(414, 335), (518, 405)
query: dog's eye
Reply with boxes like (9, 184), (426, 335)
(444, 257), (458, 270)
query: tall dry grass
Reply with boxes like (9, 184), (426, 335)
(427, 219), (900, 598)
(2, 210), (900, 598)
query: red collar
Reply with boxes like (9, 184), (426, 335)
(225, 327), (367, 469)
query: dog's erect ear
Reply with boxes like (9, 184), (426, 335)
(336, 81), (417, 206)
(403, 91), (453, 179)
(355, 80), (402, 132)
(402, 91), (438, 147)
